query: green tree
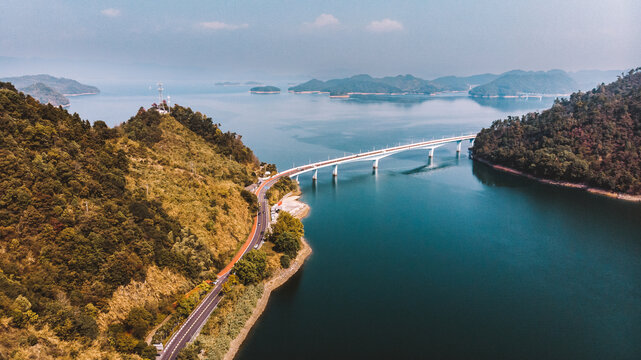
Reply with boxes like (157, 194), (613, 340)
(124, 306), (154, 338)
(233, 250), (268, 285)
(273, 232), (301, 258)
(280, 254), (292, 269)
(270, 211), (304, 241)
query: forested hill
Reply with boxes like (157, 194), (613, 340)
(0, 81), (260, 358)
(472, 69), (641, 195)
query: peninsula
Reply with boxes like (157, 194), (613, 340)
(0, 74), (99, 106)
(472, 68), (641, 199)
(289, 74), (442, 97)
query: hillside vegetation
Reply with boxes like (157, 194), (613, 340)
(0, 81), (259, 359)
(473, 69), (641, 194)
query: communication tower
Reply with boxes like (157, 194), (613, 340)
(156, 83), (169, 114)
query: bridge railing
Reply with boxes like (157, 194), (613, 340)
(284, 134), (476, 177)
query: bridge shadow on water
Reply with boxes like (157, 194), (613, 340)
(399, 157), (460, 176)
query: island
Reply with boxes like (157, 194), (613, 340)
(472, 68), (641, 199)
(0, 74), (100, 107)
(250, 85), (281, 94)
(469, 70), (578, 97)
(215, 81), (241, 86)
(289, 70), (622, 99)
(289, 74), (442, 97)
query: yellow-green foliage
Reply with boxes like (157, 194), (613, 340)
(0, 317), (132, 360)
(195, 284), (263, 360)
(116, 115), (255, 266)
(98, 266), (191, 332)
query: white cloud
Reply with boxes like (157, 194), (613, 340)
(305, 14), (340, 28)
(366, 18), (403, 32)
(198, 21), (249, 31)
(100, 8), (121, 17)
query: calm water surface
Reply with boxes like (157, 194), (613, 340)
(70, 84), (641, 359)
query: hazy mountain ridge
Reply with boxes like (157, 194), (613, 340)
(469, 70), (578, 97)
(1, 74), (99, 95)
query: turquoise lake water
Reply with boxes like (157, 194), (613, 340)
(70, 84), (641, 359)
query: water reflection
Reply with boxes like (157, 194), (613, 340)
(472, 161), (530, 188)
(469, 96), (553, 112)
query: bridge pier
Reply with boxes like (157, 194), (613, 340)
(373, 158), (379, 169)
(428, 148), (435, 158)
(312, 169), (318, 181)
(456, 140), (462, 153)
(294, 175), (299, 184)
(332, 165), (338, 177)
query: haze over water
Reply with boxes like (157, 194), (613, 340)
(71, 86), (641, 359)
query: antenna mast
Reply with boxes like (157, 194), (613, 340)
(158, 82), (164, 105)
(157, 82), (169, 114)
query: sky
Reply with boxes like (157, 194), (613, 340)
(1, 0), (640, 81)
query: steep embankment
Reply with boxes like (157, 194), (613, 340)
(0, 80), (260, 359)
(473, 69), (641, 197)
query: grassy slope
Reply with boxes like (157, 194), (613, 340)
(116, 115), (254, 266)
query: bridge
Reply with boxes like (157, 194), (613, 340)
(158, 133), (476, 359)
(286, 134), (476, 180)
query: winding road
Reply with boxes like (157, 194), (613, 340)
(158, 172), (288, 360)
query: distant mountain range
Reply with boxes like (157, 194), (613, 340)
(289, 69), (624, 98)
(0, 74), (99, 106)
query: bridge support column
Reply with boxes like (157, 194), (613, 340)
(373, 158), (379, 169)
(294, 175), (299, 184)
(332, 165), (338, 177)
(428, 148), (435, 158)
(456, 141), (462, 153)
(312, 169), (318, 181)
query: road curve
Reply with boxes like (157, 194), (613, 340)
(158, 171), (291, 360)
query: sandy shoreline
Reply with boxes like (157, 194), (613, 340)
(475, 157), (641, 202)
(223, 195), (312, 360)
